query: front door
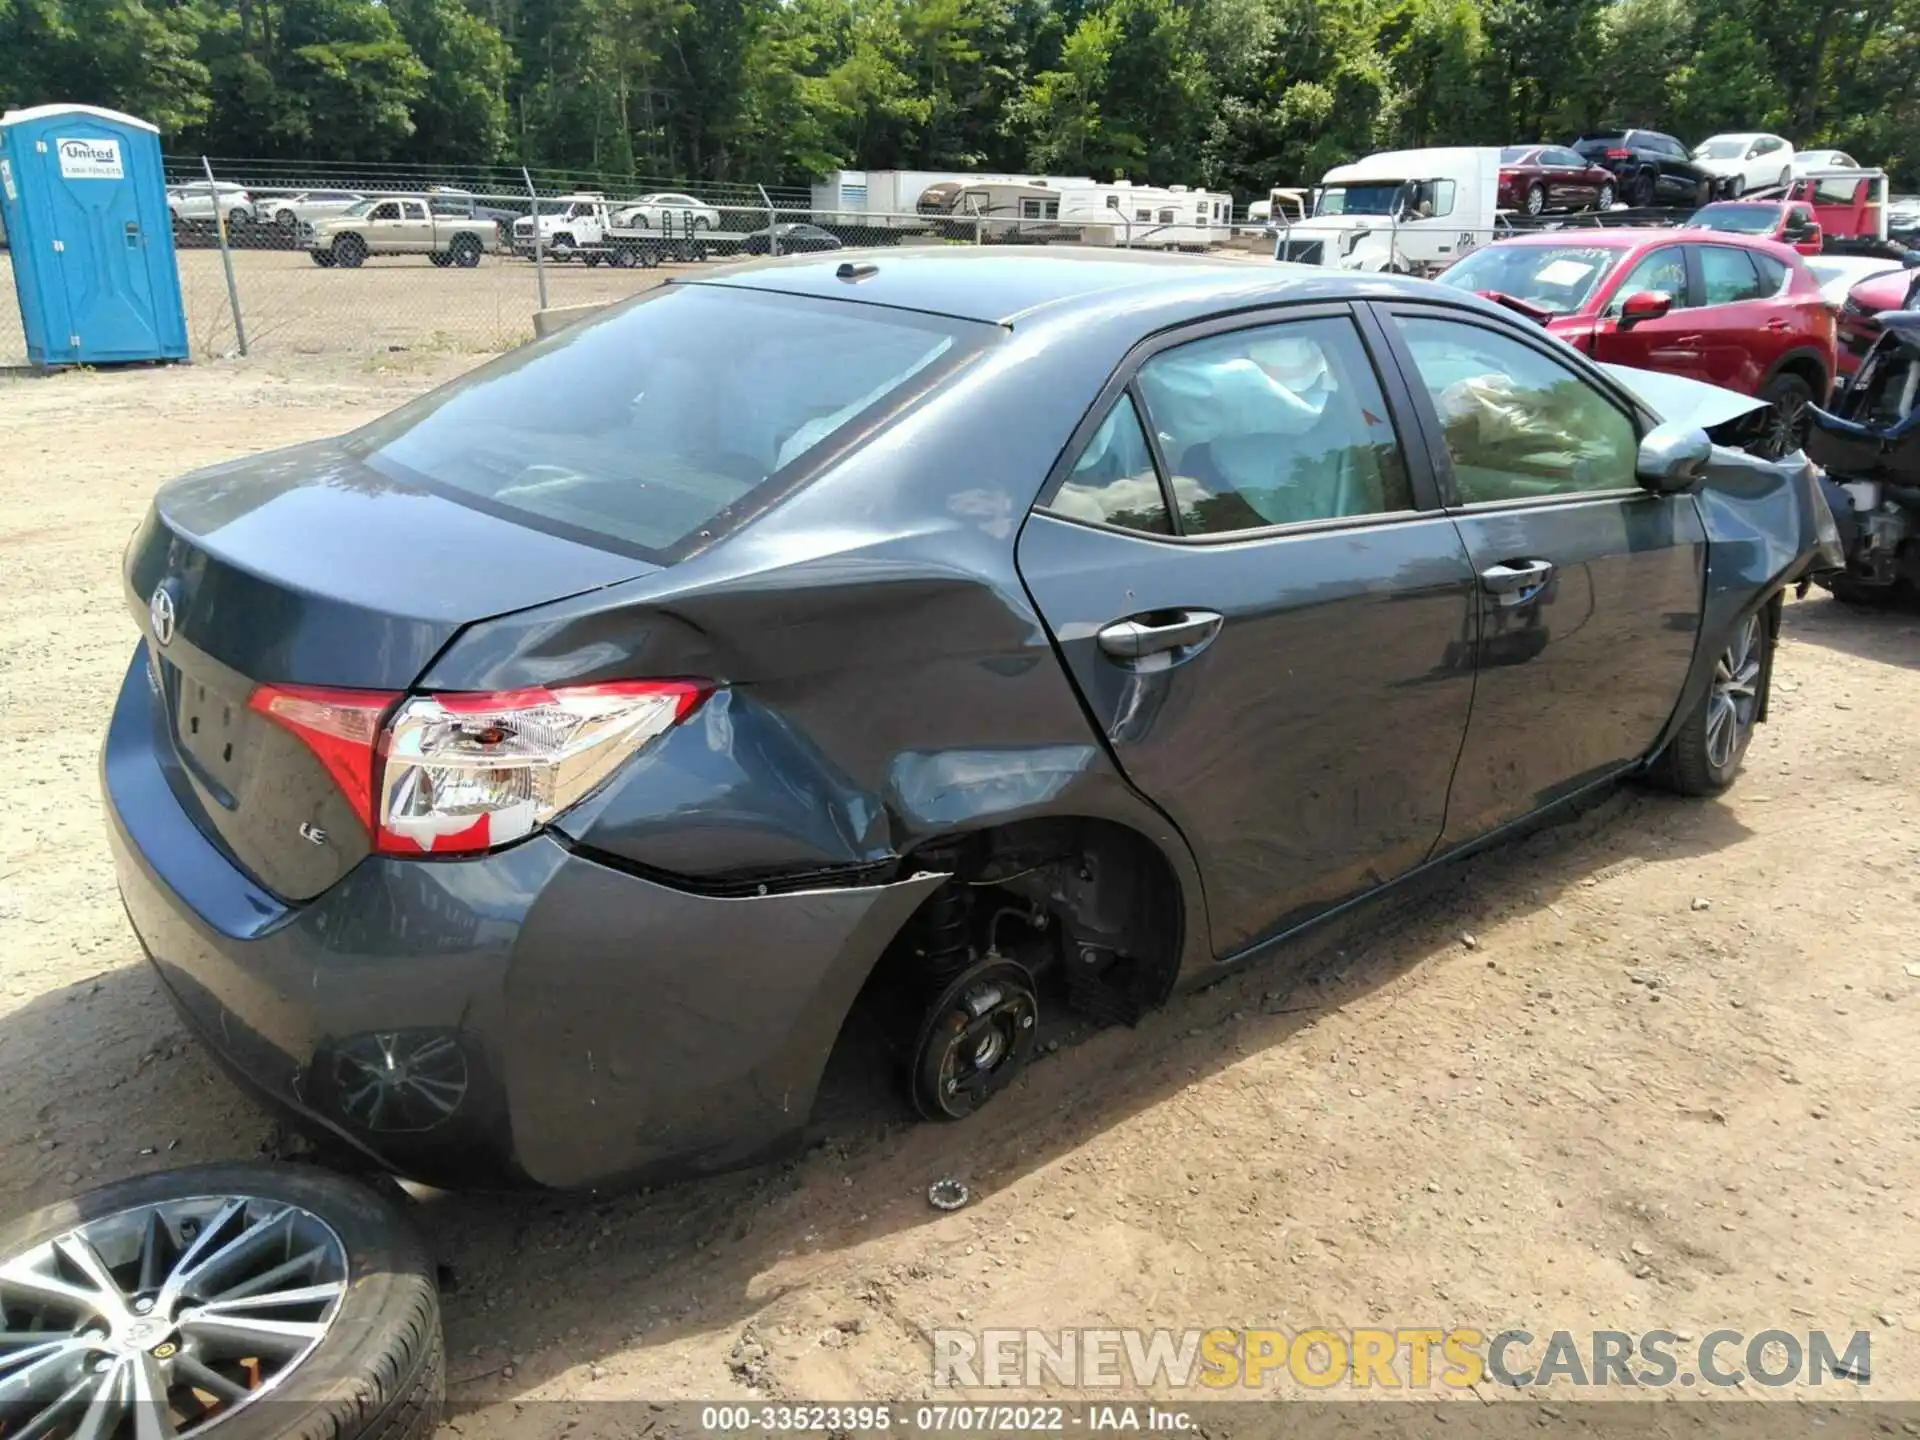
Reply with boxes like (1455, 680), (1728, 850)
(1376, 304), (1706, 847)
(1016, 307), (1480, 956)
(1587, 243), (1710, 382)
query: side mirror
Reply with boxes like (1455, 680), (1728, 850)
(1803, 223), (1823, 248)
(1637, 423), (1713, 494)
(1619, 289), (1673, 327)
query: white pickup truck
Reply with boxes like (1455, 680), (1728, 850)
(1274, 147), (1501, 275)
(508, 194), (619, 258)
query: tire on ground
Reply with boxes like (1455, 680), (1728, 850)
(0, 1161), (443, 1440)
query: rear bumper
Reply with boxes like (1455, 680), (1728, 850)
(102, 650), (942, 1191)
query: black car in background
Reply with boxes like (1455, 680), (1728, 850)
(1572, 129), (1717, 208)
(742, 221), (844, 255)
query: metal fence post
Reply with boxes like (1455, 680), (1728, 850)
(202, 155), (248, 356)
(522, 166), (547, 311)
(758, 184), (778, 257)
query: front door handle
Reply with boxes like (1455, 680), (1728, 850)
(1480, 559), (1555, 605)
(1097, 609), (1224, 660)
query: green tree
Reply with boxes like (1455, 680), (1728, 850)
(390, 0), (514, 162)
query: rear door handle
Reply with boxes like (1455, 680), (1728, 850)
(1097, 609), (1224, 660)
(1765, 318), (1792, 332)
(1480, 559), (1555, 605)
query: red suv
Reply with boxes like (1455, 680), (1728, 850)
(1439, 230), (1835, 454)
(1837, 267), (1915, 376)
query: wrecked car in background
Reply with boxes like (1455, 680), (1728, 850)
(104, 251), (1840, 1195)
(1807, 307), (1920, 605)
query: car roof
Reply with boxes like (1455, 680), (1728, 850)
(686, 247), (1447, 326)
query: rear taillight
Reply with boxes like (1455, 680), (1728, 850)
(250, 685), (397, 831)
(376, 681), (707, 854)
(1605, 148), (1632, 160)
(252, 680), (708, 857)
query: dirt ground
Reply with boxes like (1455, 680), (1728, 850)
(0, 246), (686, 365)
(1, 357), (1917, 1423)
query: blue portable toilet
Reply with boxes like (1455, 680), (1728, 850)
(0, 104), (188, 366)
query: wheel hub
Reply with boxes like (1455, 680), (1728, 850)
(910, 958), (1040, 1121)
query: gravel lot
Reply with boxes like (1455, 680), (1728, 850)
(1, 246), (684, 364)
(1, 355), (1916, 1424)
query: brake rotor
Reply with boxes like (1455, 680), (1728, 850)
(909, 957), (1040, 1121)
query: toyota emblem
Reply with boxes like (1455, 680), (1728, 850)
(149, 586), (176, 647)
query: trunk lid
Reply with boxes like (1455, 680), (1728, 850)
(124, 439), (657, 900)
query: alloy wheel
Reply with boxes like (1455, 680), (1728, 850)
(1763, 388), (1810, 458)
(0, 1195), (347, 1437)
(1706, 614), (1763, 771)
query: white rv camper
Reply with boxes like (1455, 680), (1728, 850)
(1055, 181), (1234, 249)
(811, 169), (1093, 229)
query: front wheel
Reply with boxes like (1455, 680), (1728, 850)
(1756, 373), (1816, 458)
(0, 1161), (443, 1440)
(1728, 174), (1746, 198)
(1651, 610), (1770, 796)
(332, 234), (367, 269)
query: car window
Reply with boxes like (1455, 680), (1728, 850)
(1047, 394), (1173, 535)
(1394, 315), (1638, 503)
(370, 201), (401, 221)
(1133, 316), (1413, 535)
(1815, 177), (1861, 204)
(1548, 148), (1587, 167)
(350, 287), (984, 560)
(1751, 252), (1790, 293)
(1608, 247), (1690, 313)
(1696, 245), (1766, 304)
(401, 201), (428, 221)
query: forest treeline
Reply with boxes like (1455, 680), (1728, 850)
(6, 0), (1919, 192)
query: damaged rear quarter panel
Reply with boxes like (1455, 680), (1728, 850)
(420, 307), (1214, 970)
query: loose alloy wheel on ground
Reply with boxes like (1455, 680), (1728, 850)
(0, 1164), (442, 1440)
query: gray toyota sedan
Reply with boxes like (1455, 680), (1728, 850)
(103, 250), (1841, 1191)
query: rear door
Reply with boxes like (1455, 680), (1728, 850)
(1586, 243), (1710, 381)
(1374, 303), (1706, 847)
(1687, 242), (1776, 393)
(1542, 148), (1593, 208)
(394, 198), (435, 251)
(1014, 306), (1480, 957)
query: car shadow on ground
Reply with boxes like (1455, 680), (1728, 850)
(1785, 590), (1920, 669)
(0, 781), (1753, 1406)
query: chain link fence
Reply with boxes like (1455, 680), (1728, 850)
(0, 158), (1273, 369)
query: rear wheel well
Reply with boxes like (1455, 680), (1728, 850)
(1770, 351), (1830, 400)
(894, 818), (1184, 1015)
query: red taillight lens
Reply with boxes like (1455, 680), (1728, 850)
(249, 684), (399, 831)
(375, 680), (709, 855)
(250, 679), (709, 856)
(1605, 148), (1632, 160)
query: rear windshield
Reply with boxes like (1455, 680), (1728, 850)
(1437, 244), (1621, 315)
(1692, 204), (1780, 233)
(347, 285), (983, 558)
